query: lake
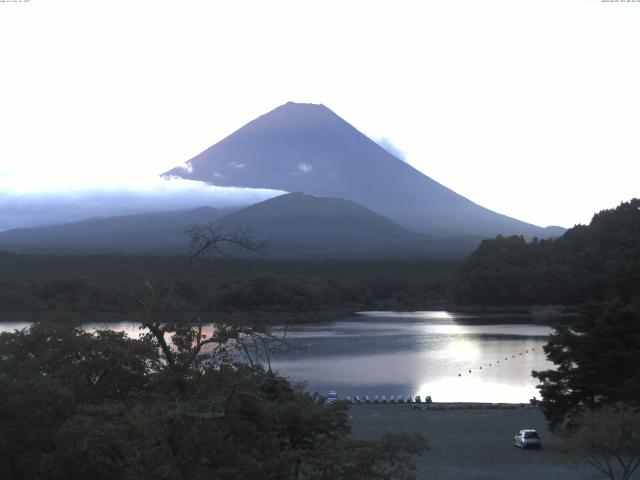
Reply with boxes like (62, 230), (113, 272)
(0, 311), (553, 403)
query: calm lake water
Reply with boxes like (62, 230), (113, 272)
(0, 311), (553, 403)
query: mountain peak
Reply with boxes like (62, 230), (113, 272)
(252, 101), (342, 129)
(282, 101), (327, 109)
(162, 103), (559, 238)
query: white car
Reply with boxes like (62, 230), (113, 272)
(325, 390), (338, 405)
(514, 429), (541, 449)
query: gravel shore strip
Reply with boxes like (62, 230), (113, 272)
(348, 404), (602, 480)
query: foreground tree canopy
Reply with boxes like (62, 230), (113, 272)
(0, 322), (428, 480)
(532, 299), (640, 430)
(566, 403), (640, 480)
(0, 228), (426, 480)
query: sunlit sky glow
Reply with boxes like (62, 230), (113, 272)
(1, 0), (638, 229)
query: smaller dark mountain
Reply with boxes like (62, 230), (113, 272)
(214, 192), (480, 258)
(0, 207), (229, 254)
(0, 193), (482, 258)
(217, 192), (415, 241)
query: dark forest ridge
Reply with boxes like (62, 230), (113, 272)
(163, 102), (565, 238)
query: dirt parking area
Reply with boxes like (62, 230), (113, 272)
(348, 404), (602, 480)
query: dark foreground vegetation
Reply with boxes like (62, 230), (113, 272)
(0, 229), (427, 480)
(0, 321), (426, 480)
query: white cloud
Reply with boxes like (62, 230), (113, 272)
(296, 162), (313, 174)
(228, 162), (247, 169)
(179, 162), (194, 173)
(0, 176), (283, 232)
(377, 137), (406, 162)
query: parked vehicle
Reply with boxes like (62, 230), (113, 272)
(514, 429), (541, 449)
(325, 390), (339, 405)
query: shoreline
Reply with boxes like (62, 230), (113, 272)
(346, 401), (539, 409)
(0, 305), (578, 324)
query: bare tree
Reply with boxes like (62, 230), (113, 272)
(565, 404), (640, 480)
(118, 225), (276, 377)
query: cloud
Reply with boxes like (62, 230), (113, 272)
(179, 162), (194, 173)
(377, 137), (406, 162)
(0, 177), (284, 232)
(296, 162), (313, 174)
(228, 162), (247, 169)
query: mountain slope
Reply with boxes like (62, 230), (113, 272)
(0, 207), (227, 254)
(163, 102), (559, 238)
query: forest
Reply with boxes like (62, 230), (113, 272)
(0, 255), (455, 321)
(454, 198), (640, 306)
(2, 200), (639, 322)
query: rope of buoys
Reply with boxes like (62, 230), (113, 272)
(456, 346), (540, 378)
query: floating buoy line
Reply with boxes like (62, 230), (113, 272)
(456, 347), (537, 377)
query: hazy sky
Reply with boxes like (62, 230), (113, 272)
(1, 0), (638, 229)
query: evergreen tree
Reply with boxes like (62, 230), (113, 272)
(533, 299), (640, 430)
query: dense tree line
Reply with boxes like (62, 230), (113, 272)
(0, 255), (454, 320)
(454, 198), (640, 306)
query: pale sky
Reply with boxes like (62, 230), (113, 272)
(1, 0), (639, 229)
